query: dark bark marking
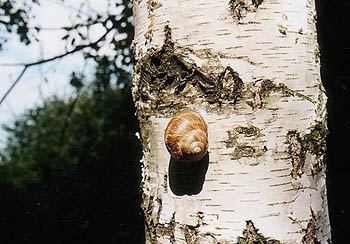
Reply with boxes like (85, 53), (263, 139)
(286, 130), (304, 179)
(225, 129), (239, 148)
(246, 79), (316, 109)
(180, 211), (214, 244)
(147, 0), (162, 12)
(133, 25), (244, 118)
(229, 0), (264, 21)
(286, 121), (328, 179)
(235, 125), (261, 137)
(236, 220), (282, 244)
(303, 121), (328, 176)
(225, 125), (266, 161)
(261, 80), (315, 104)
(142, 193), (174, 243)
(302, 209), (321, 244)
(218, 67), (244, 104)
(225, 125), (261, 148)
(252, 0), (264, 8)
(155, 212), (176, 243)
(232, 145), (257, 160)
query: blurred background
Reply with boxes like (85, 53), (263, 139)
(0, 1), (144, 243)
(0, 0), (348, 243)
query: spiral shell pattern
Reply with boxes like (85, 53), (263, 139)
(164, 111), (208, 161)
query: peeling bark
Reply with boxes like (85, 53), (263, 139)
(132, 0), (331, 243)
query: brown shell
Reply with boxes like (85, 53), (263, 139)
(164, 111), (208, 161)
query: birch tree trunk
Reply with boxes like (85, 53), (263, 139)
(132, 0), (332, 243)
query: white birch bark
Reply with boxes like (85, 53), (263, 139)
(132, 0), (332, 243)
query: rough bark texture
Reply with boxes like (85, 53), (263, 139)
(132, 0), (331, 243)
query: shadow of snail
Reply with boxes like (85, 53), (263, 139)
(164, 111), (210, 196)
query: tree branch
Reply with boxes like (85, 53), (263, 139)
(1, 27), (113, 67)
(0, 19), (10, 25)
(0, 66), (28, 106)
(0, 27), (113, 107)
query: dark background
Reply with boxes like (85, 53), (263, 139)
(316, 0), (350, 243)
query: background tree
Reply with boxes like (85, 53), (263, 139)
(0, 0), (39, 49)
(0, 80), (144, 244)
(0, 0), (145, 243)
(0, 0), (134, 104)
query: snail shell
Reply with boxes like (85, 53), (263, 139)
(164, 111), (208, 161)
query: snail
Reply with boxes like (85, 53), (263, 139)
(164, 111), (208, 161)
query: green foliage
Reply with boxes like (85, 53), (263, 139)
(0, 83), (144, 244)
(0, 0), (134, 86)
(0, 0), (39, 49)
(83, 0), (134, 85)
(0, 1), (142, 243)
